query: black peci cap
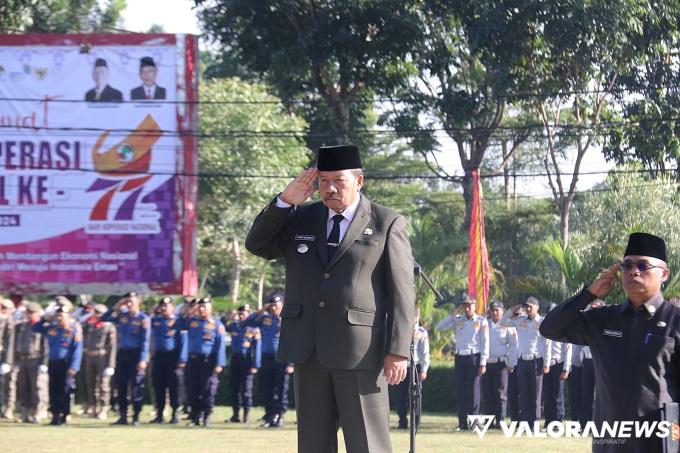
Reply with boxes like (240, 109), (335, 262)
(624, 232), (667, 262)
(95, 58), (108, 68)
(317, 145), (362, 171)
(159, 296), (173, 305)
(197, 297), (212, 305)
(140, 56), (156, 68)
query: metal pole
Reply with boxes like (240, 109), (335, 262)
(410, 259), (446, 453)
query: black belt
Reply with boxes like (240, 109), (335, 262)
(189, 353), (213, 360)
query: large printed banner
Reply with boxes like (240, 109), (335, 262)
(0, 34), (198, 295)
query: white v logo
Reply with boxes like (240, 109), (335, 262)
(468, 415), (495, 438)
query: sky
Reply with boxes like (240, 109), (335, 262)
(120, 0), (613, 197)
(120, 0), (201, 35)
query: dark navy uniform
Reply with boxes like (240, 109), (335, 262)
(179, 315), (227, 426)
(32, 316), (83, 425)
(227, 320), (261, 422)
(542, 339), (572, 425)
(243, 309), (290, 426)
(541, 289), (680, 452)
(103, 308), (150, 424)
(395, 324), (430, 429)
(150, 313), (186, 423)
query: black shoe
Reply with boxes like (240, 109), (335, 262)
(112, 417), (128, 425)
(169, 411), (179, 424)
(229, 414), (240, 423)
(397, 419), (408, 429)
(150, 415), (164, 424)
(243, 409), (250, 424)
(59, 415), (68, 426)
(260, 417), (273, 427)
(49, 415), (60, 426)
(187, 419), (200, 428)
(131, 413), (140, 426)
(267, 414), (281, 428)
(202, 416), (211, 428)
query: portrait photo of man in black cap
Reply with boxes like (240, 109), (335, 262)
(540, 232), (680, 453)
(130, 57), (166, 101)
(84, 58), (123, 102)
(245, 144), (416, 452)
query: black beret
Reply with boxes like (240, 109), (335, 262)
(237, 304), (248, 312)
(197, 297), (212, 305)
(159, 296), (173, 305)
(95, 58), (108, 68)
(317, 145), (362, 171)
(140, 56), (156, 68)
(624, 232), (667, 262)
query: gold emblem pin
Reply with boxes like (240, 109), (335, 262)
(364, 228), (373, 235)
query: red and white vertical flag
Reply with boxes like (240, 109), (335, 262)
(468, 169), (490, 315)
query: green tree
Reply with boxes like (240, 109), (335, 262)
(195, 0), (423, 145)
(568, 166), (680, 302)
(517, 0), (679, 246)
(381, 1), (537, 229)
(603, 2), (680, 175)
(198, 78), (310, 306)
(1, 0), (126, 33)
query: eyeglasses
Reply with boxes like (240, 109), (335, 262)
(620, 260), (666, 272)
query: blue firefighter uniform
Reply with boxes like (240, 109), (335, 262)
(32, 316), (83, 425)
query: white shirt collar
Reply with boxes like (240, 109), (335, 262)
(327, 192), (361, 223)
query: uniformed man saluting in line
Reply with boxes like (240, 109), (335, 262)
(82, 304), (116, 420)
(541, 232), (680, 452)
(500, 296), (548, 425)
(241, 292), (293, 428)
(32, 302), (83, 425)
(437, 297), (489, 431)
(149, 297), (186, 424)
(103, 293), (150, 426)
(226, 305), (261, 424)
(179, 297), (226, 427)
(482, 300), (518, 429)
(13, 302), (48, 423)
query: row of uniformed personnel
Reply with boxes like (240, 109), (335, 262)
(435, 296), (598, 430)
(0, 292), (288, 427)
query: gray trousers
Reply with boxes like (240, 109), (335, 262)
(294, 354), (391, 453)
(16, 359), (40, 413)
(84, 356), (111, 413)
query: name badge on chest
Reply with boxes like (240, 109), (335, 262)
(603, 329), (623, 338)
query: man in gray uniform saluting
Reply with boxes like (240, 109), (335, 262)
(246, 145), (416, 453)
(540, 232), (680, 452)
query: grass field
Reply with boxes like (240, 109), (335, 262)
(1, 405), (591, 453)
